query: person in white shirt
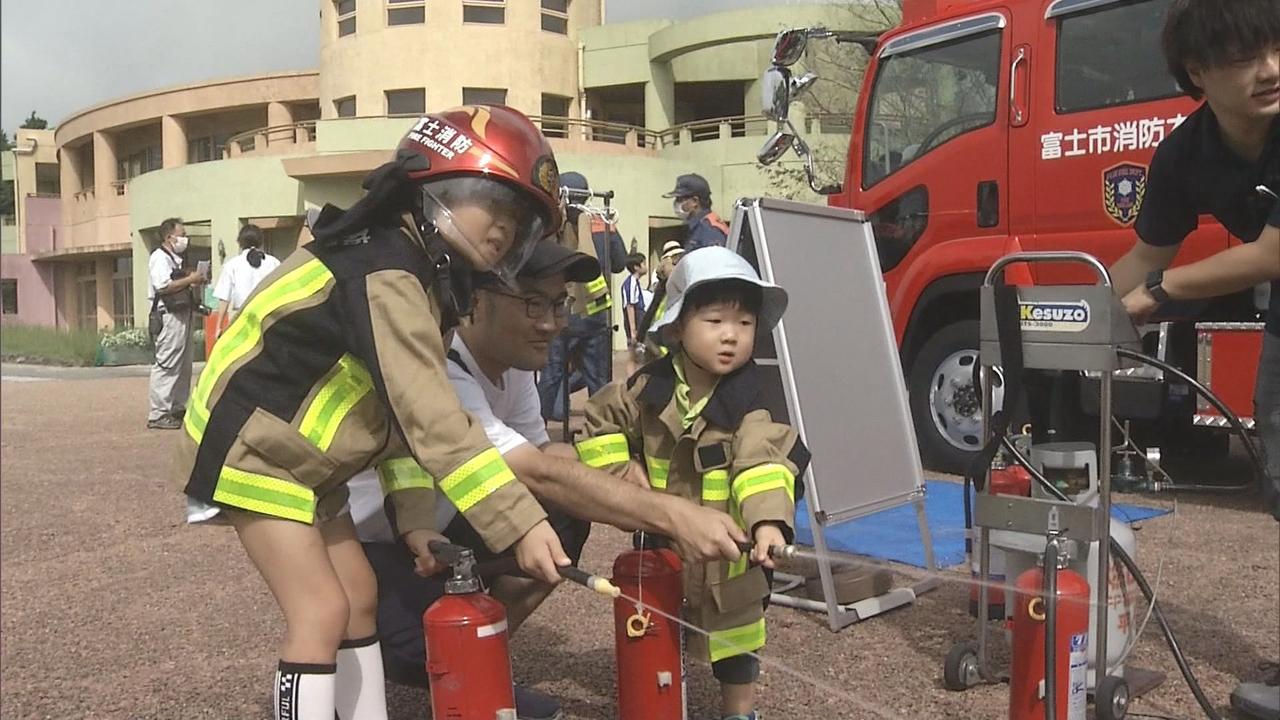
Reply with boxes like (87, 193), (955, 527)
(211, 224), (281, 338)
(347, 241), (748, 719)
(146, 217), (206, 430)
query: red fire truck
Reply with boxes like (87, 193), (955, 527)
(758, 0), (1269, 474)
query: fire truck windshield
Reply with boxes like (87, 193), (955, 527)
(862, 29), (1001, 188)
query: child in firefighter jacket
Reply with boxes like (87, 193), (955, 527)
(577, 246), (809, 720)
(175, 106), (572, 720)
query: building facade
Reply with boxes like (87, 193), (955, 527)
(3, 2), (862, 345)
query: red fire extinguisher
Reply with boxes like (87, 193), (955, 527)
(1009, 536), (1090, 720)
(423, 542), (517, 720)
(971, 460), (1034, 619)
(612, 537), (687, 720)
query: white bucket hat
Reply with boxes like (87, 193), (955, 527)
(648, 246), (788, 346)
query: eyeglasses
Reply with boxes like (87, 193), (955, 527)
(484, 288), (573, 319)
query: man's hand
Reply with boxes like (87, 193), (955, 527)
(514, 520), (570, 585)
(751, 523), (787, 569)
(1121, 284), (1161, 325)
(664, 499), (748, 563)
(401, 528), (451, 577)
(620, 458), (651, 489)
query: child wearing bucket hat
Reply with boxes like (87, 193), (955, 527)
(576, 246), (810, 720)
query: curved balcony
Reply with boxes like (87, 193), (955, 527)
(227, 121), (319, 157)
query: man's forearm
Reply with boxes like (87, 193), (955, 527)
(510, 447), (677, 535)
(1163, 231), (1280, 301)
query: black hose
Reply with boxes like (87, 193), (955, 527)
(1044, 536), (1062, 720)
(999, 437), (1226, 720)
(1116, 348), (1266, 495)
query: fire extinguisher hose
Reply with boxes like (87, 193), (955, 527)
(1000, 438), (1227, 720)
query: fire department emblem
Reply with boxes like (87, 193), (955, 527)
(532, 155), (560, 200)
(1102, 162), (1147, 226)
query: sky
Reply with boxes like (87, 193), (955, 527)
(0, 0), (802, 136)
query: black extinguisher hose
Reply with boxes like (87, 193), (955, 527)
(1000, 437), (1228, 720)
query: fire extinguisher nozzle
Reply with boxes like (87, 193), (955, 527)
(558, 565), (621, 598)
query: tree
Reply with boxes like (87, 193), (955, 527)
(761, 1), (902, 198)
(20, 111), (48, 130)
(0, 129), (11, 152)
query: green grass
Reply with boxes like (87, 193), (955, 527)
(0, 324), (101, 366)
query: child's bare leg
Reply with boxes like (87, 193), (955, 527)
(720, 682), (756, 717)
(232, 511), (350, 661)
(231, 511), (348, 719)
(323, 514), (388, 720)
(321, 515), (378, 639)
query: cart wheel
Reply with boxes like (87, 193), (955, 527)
(943, 641), (981, 691)
(1095, 674), (1130, 720)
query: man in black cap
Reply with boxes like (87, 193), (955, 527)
(664, 172), (730, 251)
(348, 240), (749, 719)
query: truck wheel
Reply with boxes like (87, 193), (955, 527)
(908, 320), (1005, 475)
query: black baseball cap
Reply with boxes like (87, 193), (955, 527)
(662, 173), (711, 200)
(478, 240), (599, 286)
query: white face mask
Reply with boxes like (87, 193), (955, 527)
(171, 235), (189, 254)
(672, 199), (690, 219)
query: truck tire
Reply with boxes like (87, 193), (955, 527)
(908, 320), (1004, 474)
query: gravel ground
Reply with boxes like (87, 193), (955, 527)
(1, 370), (1276, 719)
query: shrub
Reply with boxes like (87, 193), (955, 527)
(0, 324), (101, 366)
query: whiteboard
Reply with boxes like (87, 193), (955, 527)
(728, 198), (926, 525)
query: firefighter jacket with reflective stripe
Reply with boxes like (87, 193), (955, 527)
(684, 209), (729, 251)
(576, 354), (811, 662)
(176, 216), (546, 552)
(563, 213), (625, 317)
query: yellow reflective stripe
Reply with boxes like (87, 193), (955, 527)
(299, 354), (373, 451)
(576, 433), (630, 468)
(708, 618), (766, 663)
(212, 466), (316, 524)
(645, 456), (669, 490)
(377, 457), (434, 493)
(584, 276), (608, 297)
(186, 259), (334, 443)
(701, 469), (730, 502)
(585, 295), (612, 315)
(731, 463), (796, 505)
(439, 448), (516, 513)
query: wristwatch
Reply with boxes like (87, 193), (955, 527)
(1144, 270), (1171, 304)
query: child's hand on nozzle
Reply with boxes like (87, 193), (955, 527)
(752, 523), (787, 569)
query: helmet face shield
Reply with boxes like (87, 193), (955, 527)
(421, 177), (550, 288)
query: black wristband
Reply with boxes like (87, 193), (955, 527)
(1144, 270), (1170, 304)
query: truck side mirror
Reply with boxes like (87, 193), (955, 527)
(761, 67), (793, 121)
(772, 29), (809, 67)
(757, 128), (796, 165)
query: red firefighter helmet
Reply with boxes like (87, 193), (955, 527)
(396, 105), (564, 283)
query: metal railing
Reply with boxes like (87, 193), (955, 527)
(226, 120), (318, 157)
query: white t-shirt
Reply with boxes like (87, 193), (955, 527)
(213, 249), (281, 311)
(348, 332), (550, 543)
(147, 247), (182, 302)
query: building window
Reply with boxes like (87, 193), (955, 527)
(188, 134), (231, 164)
(116, 146), (163, 189)
(336, 0), (357, 36)
(75, 262), (97, 330)
(463, 0), (504, 25)
(541, 94), (572, 138)
(112, 256), (133, 328)
(463, 87), (508, 106)
(386, 88), (426, 116)
(0, 279), (16, 315)
(335, 95), (357, 118)
(35, 163), (60, 195)
(541, 0), (569, 34)
(387, 0), (424, 25)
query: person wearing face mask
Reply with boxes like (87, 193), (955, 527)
(146, 217), (206, 430)
(664, 173), (730, 251)
(174, 106), (576, 720)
